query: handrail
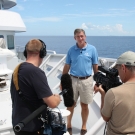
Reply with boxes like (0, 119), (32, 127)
(47, 50), (56, 54)
(15, 46), (57, 61)
(15, 46), (56, 54)
(46, 55), (66, 77)
(39, 54), (51, 69)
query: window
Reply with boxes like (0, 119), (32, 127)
(0, 35), (6, 48)
(7, 35), (14, 49)
(0, 35), (4, 38)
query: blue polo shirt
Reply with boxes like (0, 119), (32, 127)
(66, 43), (98, 77)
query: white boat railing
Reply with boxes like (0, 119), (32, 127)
(47, 50), (56, 54)
(46, 55), (66, 77)
(40, 54), (66, 90)
(15, 46), (57, 61)
(98, 57), (116, 68)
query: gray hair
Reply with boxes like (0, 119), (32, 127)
(116, 64), (135, 73)
(125, 65), (135, 73)
(74, 29), (86, 35)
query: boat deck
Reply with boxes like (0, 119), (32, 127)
(0, 51), (117, 135)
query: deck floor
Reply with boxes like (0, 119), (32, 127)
(58, 99), (105, 135)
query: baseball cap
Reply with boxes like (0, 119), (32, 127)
(116, 51), (135, 66)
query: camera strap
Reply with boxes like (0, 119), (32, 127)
(103, 122), (107, 135)
(13, 63), (47, 117)
(13, 63), (36, 112)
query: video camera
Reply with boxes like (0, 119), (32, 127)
(93, 59), (122, 92)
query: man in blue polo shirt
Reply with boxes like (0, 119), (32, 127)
(63, 28), (98, 135)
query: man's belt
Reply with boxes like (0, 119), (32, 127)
(70, 74), (91, 80)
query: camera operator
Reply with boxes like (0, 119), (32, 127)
(94, 51), (135, 135)
(10, 39), (61, 135)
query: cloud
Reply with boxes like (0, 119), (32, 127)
(115, 24), (124, 32)
(81, 23), (127, 34)
(24, 17), (61, 22)
(81, 23), (88, 29)
(63, 8), (135, 18)
(63, 13), (119, 18)
(23, 0), (41, 2)
(65, 4), (74, 6)
(109, 8), (126, 11)
(16, 5), (24, 10)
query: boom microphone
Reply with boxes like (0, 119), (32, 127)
(14, 105), (47, 132)
(60, 74), (74, 107)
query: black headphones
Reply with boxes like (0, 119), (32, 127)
(23, 39), (47, 58)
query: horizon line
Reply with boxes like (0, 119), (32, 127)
(15, 35), (135, 37)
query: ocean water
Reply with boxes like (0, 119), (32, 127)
(15, 36), (135, 58)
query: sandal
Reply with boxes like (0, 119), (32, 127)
(80, 129), (87, 135)
(67, 128), (72, 135)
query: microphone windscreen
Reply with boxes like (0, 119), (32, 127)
(61, 74), (74, 107)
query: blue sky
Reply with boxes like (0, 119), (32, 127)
(10, 0), (135, 36)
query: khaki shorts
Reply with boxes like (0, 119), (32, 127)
(71, 76), (93, 104)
